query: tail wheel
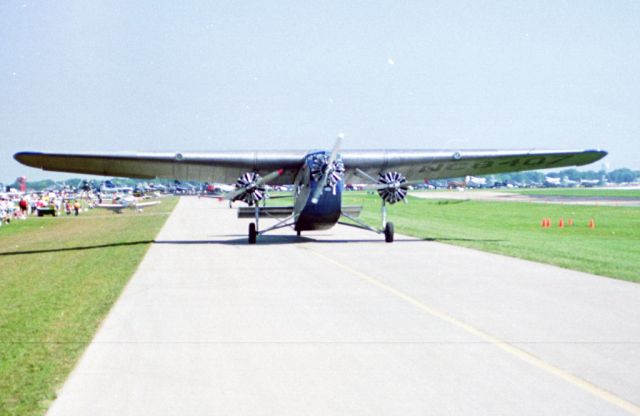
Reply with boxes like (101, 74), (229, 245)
(248, 222), (257, 244)
(384, 222), (394, 243)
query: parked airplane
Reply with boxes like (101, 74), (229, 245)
(465, 175), (488, 188)
(544, 176), (578, 188)
(99, 180), (133, 194)
(14, 139), (606, 243)
(203, 183), (235, 195)
(579, 178), (602, 187)
(96, 195), (161, 214)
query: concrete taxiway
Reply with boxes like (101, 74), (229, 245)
(47, 197), (640, 415)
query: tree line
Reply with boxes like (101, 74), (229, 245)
(493, 168), (638, 184)
(4, 168), (640, 192)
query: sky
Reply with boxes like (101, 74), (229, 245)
(1, 0), (639, 183)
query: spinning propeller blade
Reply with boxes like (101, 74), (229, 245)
(311, 134), (342, 204)
(224, 169), (284, 203)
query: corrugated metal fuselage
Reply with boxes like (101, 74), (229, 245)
(293, 152), (344, 232)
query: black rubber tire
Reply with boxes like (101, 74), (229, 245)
(384, 222), (394, 243)
(248, 222), (257, 244)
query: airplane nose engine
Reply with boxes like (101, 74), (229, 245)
(309, 154), (345, 188)
(377, 171), (409, 204)
(234, 172), (266, 206)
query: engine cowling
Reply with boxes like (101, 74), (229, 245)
(377, 171), (408, 204)
(309, 153), (345, 189)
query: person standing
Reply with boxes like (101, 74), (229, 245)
(19, 197), (28, 218)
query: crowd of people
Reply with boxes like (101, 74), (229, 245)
(0, 191), (94, 226)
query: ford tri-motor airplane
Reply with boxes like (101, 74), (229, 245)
(14, 139), (606, 243)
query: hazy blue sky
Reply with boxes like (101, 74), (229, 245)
(2, 0), (639, 182)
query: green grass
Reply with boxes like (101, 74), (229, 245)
(505, 188), (640, 198)
(338, 192), (640, 282)
(0, 198), (178, 416)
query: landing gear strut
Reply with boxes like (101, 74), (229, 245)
(338, 199), (396, 243)
(244, 205), (296, 244)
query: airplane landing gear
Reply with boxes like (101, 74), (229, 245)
(248, 222), (257, 244)
(339, 207), (396, 243)
(384, 222), (394, 243)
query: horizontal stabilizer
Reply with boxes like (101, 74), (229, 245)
(237, 206), (294, 219)
(341, 205), (363, 218)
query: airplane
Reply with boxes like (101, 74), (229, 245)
(448, 175), (489, 189)
(99, 180), (134, 194)
(544, 175), (579, 188)
(579, 178), (602, 187)
(465, 175), (488, 188)
(14, 138), (607, 243)
(95, 195), (161, 214)
(203, 183), (235, 195)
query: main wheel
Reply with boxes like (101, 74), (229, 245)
(248, 222), (257, 244)
(384, 222), (394, 243)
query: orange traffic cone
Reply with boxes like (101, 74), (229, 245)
(588, 219), (596, 229)
(541, 218), (547, 228)
(558, 218), (564, 228)
(568, 218), (574, 226)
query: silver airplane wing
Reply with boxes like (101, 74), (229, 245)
(14, 148), (606, 183)
(134, 201), (161, 209)
(95, 203), (126, 213)
(340, 149), (607, 182)
(14, 151), (307, 185)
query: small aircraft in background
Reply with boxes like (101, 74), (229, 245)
(99, 180), (133, 194)
(579, 178), (603, 187)
(202, 183), (235, 195)
(14, 137), (607, 243)
(96, 195), (161, 214)
(544, 176), (579, 188)
(465, 175), (488, 188)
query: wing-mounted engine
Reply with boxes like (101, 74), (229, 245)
(233, 172), (266, 206)
(377, 171), (409, 204)
(224, 168), (284, 207)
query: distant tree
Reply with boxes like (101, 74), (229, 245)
(560, 168), (581, 181)
(607, 168), (637, 183)
(17, 179), (56, 191)
(64, 178), (83, 188)
(582, 170), (603, 180)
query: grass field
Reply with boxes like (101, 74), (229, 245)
(337, 192), (640, 282)
(0, 198), (177, 416)
(505, 188), (640, 198)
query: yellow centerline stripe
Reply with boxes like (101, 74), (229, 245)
(305, 247), (640, 415)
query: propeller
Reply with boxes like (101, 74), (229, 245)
(355, 168), (425, 204)
(225, 169), (284, 206)
(311, 134), (344, 204)
(376, 171), (409, 204)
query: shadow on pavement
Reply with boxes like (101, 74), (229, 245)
(0, 235), (504, 256)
